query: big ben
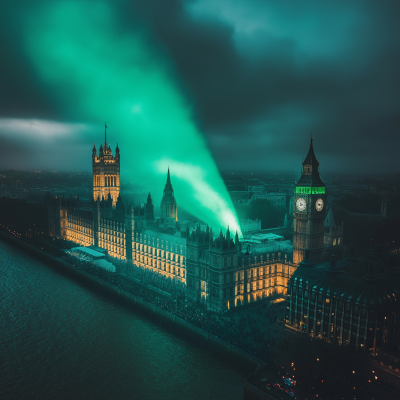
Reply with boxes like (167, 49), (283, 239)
(293, 136), (327, 264)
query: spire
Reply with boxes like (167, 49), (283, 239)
(146, 192), (154, 221)
(296, 135), (324, 186)
(167, 167), (171, 184)
(235, 231), (240, 250)
(303, 134), (319, 168)
(160, 167), (177, 221)
(105, 122), (108, 145)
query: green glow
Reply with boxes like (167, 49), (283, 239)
(19, 1), (241, 235)
(295, 186), (325, 195)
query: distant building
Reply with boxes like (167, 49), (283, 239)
(248, 185), (265, 193)
(286, 248), (400, 355)
(252, 192), (286, 207)
(229, 191), (252, 203)
(240, 218), (261, 233)
(381, 199), (387, 218)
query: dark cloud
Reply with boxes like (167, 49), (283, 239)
(0, 0), (399, 173)
(132, 0), (400, 172)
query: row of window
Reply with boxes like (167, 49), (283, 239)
(137, 257), (186, 278)
(94, 175), (118, 187)
(240, 253), (286, 266)
(135, 233), (184, 254)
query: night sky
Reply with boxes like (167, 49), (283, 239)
(0, 0), (399, 174)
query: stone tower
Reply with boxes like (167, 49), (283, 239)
(160, 168), (177, 222)
(293, 137), (327, 264)
(92, 124), (120, 207)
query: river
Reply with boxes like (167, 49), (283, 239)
(0, 239), (246, 400)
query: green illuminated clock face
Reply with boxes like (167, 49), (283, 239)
(316, 198), (324, 211)
(296, 198), (306, 211)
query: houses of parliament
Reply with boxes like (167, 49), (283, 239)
(47, 128), (400, 353)
(48, 130), (343, 311)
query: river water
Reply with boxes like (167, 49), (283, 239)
(0, 239), (246, 400)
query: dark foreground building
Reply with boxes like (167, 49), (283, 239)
(286, 248), (400, 355)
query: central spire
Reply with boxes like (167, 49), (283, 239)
(167, 167), (171, 184)
(160, 167), (177, 222)
(105, 122), (108, 145)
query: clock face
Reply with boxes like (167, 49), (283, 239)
(316, 198), (324, 211)
(296, 198), (306, 211)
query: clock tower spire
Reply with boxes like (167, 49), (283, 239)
(293, 136), (327, 264)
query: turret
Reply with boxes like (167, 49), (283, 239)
(235, 231), (241, 252)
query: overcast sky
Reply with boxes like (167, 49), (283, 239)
(0, 0), (399, 174)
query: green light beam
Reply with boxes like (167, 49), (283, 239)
(19, 0), (242, 235)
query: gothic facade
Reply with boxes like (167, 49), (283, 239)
(92, 131), (120, 207)
(47, 134), (356, 313)
(186, 226), (296, 311)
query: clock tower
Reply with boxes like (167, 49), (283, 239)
(293, 136), (327, 264)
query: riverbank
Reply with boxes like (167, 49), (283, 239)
(0, 231), (265, 371)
